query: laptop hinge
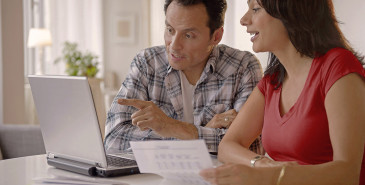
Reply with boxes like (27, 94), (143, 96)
(95, 162), (103, 168)
(47, 152), (55, 159)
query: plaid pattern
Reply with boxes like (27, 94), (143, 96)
(104, 44), (264, 154)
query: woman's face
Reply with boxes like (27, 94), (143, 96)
(240, 0), (290, 53)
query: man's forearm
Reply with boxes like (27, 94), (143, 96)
(167, 118), (199, 140)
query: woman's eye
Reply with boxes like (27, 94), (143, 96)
(253, 8), (261, 13)
(166, 27), (173, 33)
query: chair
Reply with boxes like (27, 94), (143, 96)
(0, 124), (45, 160)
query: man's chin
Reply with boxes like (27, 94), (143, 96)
(168, 62), (185, 71)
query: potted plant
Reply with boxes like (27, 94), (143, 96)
(55, 41), (99, 77)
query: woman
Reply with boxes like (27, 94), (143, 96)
(200, 0), (365, 184)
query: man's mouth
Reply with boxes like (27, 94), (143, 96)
(171, 53), (184, 59)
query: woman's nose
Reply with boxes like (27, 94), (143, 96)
(240, 12), (251, 26)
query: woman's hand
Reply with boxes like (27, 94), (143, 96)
(200, 164), (257, 185)
(200, 161), (298, 185)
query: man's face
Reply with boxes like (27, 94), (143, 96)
(164, 1), (220, 75)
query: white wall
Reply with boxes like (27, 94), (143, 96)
(333, 0), (365, 54)
(103, 0), (150, 87)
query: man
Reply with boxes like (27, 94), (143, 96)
(104, 0), (263, 154)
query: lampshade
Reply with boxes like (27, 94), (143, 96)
(27, 28), (52, 48)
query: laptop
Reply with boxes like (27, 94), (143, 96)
(28, 75), (139, 177)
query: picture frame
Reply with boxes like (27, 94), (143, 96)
(113, 14), (136, 44)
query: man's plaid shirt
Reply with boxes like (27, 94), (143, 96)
(104, 44), (264, 154)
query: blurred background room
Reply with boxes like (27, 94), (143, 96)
(0, 0), (364, 127)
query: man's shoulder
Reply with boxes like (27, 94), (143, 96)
(137, 45), (167, 59)
(133, 46), (169, 75)
(216, 44), (257, 59)
(216, 44), (259, 65)
(134, 46), (168, 66)
(214, 44), (260, 73)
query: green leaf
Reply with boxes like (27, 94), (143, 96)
(54, 41), (99, 77)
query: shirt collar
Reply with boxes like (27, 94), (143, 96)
(205, 45), (220, 74)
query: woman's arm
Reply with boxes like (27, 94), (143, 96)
(218, 87), (267, 165)
(320, 72), (365, 184)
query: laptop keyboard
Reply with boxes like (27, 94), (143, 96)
(106, 155), (137, 167)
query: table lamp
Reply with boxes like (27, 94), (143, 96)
(27, 28), (52, 75)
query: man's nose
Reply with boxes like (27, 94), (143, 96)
(170, 35), (183, 50)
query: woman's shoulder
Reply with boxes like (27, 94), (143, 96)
(316, 47), (365, 94)
(316, 47), (361, 71)
(257, 73), (278, 95)
(320, 47), (358, 63)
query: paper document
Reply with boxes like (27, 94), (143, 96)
(130, 140), (213, 185)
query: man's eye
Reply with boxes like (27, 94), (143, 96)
(185, 34), (191, 39)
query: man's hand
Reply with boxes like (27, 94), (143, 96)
(118, 99), (198, 139)
(205, 109), (237, 129)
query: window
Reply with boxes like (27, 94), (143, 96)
(23, 0), (104, 124)
(24, 0), (103, 77)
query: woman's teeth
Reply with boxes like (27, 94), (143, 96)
(250, 32), (259, 41)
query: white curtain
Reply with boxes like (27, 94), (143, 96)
(46, 0), (103, 77)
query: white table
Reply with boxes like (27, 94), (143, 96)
(0, 154), (173, 185)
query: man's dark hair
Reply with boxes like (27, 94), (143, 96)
(257, 0), (364, 88)
(164, 0), (227, 35)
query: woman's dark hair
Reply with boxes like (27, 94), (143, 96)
(164, 0), (227, 35)
(257, 0), (364, 87)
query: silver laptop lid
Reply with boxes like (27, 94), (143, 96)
(28, 75), (108, 168)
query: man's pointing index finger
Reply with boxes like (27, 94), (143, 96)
(117, 99), (150, 109)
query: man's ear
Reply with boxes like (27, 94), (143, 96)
(212, 27), (224, 44)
